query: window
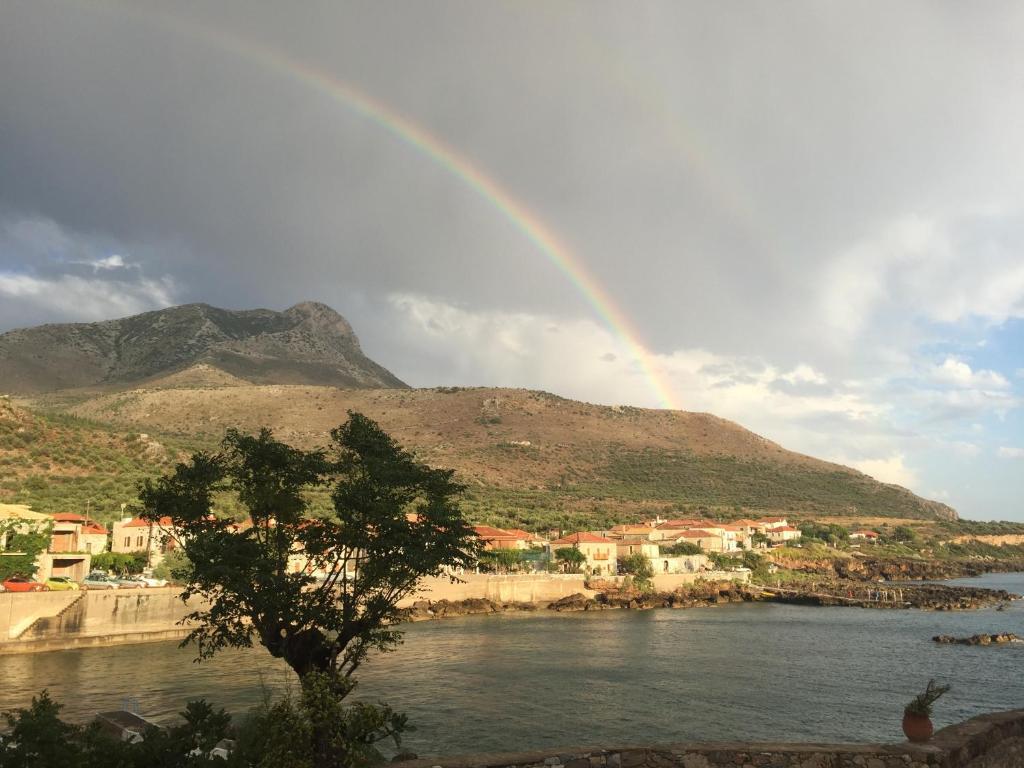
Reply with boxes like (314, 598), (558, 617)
(124, 536), (130, 547)
(136, 535), (144, 548)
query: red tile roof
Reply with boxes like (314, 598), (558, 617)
(473, 525), (522, 541)
(676, 529), (718, 539)
(550, 531), (615, 546)
(122, 516), (174, 528)
(82, 523), (108, 534)
(504, 528), (543, 541)
(852, 530), (879, 537)
(51, 513), (87, 522)
(655, 519), (708, 529)
(771, 525), (800, 533)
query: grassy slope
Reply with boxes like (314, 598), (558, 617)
(10, 375), (960, 532)
(0, 397), (210, 528)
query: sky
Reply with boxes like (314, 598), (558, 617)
(1, 1), (1023, 520)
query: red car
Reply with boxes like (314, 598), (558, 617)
(1, 576), (49, 592)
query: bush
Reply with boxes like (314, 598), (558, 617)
(90, 552), (147, 574)
(152, 549), (192, 582)
(1, 685), (404, 768)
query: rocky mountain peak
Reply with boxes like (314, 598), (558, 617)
(0, 302), (405, 393)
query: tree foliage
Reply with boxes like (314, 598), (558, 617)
(0, 521), (50, 580)
(89, 551), (147, 575)
(619, 552), (654, 590)
(662, 541), (702, 556)
(553, 546), (586, 573)
(138, 412), (481, 685)
(478, 548), (524, 573)
(151, 549), (192, 582)
(798, 522), (849, 546)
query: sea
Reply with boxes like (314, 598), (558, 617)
(1, 573), (1023, 755)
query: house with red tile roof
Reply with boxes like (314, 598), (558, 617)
(473, 525), (530, 550)
(48, 512), (108, 555)
(548, 531), (617, 575)
(671, 529), (726, 552)
(111, 516), (180, 566)
(766, 525), (802, 545)
(849, 530), (879, 542)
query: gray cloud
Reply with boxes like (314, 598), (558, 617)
(2, 0), (1024, 517)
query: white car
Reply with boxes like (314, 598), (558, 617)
(138, 576), (168, 588)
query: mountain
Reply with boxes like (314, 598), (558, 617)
(20, 383), (958, 527)
(0, 302), (407, 393)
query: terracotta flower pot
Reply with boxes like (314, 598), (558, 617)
(902, 711), (934, 742)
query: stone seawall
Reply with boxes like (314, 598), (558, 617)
(399, 574), (595, 606)
(400, 710), (1024, 768)
(0, 588), (199, 653)
(0, 575), (596, 653)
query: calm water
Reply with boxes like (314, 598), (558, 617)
(2, 573), (1023, 755)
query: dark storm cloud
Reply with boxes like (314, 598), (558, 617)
(3, 1), (1024, 516)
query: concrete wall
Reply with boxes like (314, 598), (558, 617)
(0, 587), (199, 648)
(0, 591), (80, 639)
(399, 709), (1024, 768)
(401, 574), (593, 606)
(651, 570), (750, 592)
(1, 576), (590, 652)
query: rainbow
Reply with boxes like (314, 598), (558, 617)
(83, 2), (682, 410)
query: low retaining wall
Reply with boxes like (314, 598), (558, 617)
(1, 575), (593, 653)
(0, 588), (199, 653)
(401, 710), (1024, 768)
(0, 590), (81, 639)
(398, 574), (594, 606)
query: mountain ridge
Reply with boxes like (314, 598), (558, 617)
(21, 380), (958, 524)
(0, 303), (958, 525)
(0, 301), (407, 393)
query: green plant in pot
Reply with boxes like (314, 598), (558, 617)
(902, 679), (950, 742)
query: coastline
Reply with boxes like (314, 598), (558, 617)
(1, 572), (1019, 656)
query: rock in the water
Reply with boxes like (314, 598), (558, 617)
(932, 632), (1021, 645)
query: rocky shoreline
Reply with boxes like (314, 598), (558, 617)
(402, 578), (1018, 622)
(777, 554), (1024, 582)
(934, 633), (1023, 645)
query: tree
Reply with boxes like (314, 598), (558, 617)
(619, 552), (654, 590)
(89, 551), (147, 575)
(478, 548), (523, 574)
(893, 525), (919, 544)
(663, 541), (701, 556)
(554, 546), (586, 573)
(151, 549), (192, 582)
(0, 521), (50, 580)
(138, 413), (481, 686)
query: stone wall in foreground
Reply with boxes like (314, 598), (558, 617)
(400, 710), (1024, 768)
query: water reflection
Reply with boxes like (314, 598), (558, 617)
(1, 573), (1022, 756)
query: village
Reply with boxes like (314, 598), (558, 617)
(0, 500), (826, 591)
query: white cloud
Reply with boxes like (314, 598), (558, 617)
(70, 254), (133, 272)
(932, 357), (1009, 390)
(780, 364), (828, 386)
(843, 454), (918, 488)
(0, 271), (178, 322)
(821, 213), (1024, 337)
(997, 446), (1024, 459)
(389, 293), (927, 483)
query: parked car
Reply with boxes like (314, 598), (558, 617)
(139, 576), (168, 588)
(45, 576), (80, 591)
(2, 576), (49, 592)
(82, 572), (119, 590)
(114, 575), (148, 589)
